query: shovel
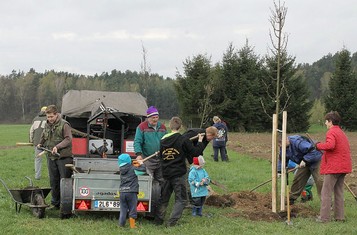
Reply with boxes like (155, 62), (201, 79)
(210, 179), (228, 192)
(344, 181), (357, 203)
(250, 168), (296, 192)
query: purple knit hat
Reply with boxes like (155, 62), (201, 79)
(147, 106), (159, 117)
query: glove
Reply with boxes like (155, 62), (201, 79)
(132, 160), (140, 167)
(299, 160), (306, 168)
(195, 182), (200, 187)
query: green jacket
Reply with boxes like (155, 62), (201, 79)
(41, 117), (72, 159)
(134, 120), (167, 157)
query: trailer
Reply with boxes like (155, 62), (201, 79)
(60, 158), (155, 216)
(59, 90), (159, 217)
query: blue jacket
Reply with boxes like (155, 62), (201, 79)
(281, 135), (322, 169)
(212, 122), (228, 148)
(188, 166), (210, 198)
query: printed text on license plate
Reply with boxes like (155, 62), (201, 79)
(94, 200), (120, 208)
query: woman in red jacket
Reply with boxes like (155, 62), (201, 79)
(316, 111), (352, 223)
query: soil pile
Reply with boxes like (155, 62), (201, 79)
(206, 191), (318, 222)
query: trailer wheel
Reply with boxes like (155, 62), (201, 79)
(32, 193), (46, 219)
(60, 178), (73, 219)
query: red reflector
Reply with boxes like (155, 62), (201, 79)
(137, 202), (147, 211)
(75, 200), (91, 210)
(78, 201), (88, 210)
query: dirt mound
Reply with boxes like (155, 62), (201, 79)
(206, 191), (318, 222)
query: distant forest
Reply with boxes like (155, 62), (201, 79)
(1, 48), (357, 131)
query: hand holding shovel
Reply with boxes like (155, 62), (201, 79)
(36, 146), (60, 157)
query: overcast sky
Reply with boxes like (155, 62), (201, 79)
(1, 0), (356, 78)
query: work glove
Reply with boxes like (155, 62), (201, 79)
(132, 160), (140, 167)
(195, 182), (200, 187)
(299, 160), (306, 168)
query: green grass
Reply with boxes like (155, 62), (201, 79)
(307, 124), (326, 134)
(0, 124), (356, 234)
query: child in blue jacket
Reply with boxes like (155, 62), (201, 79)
(188, 155), (210, 216)
(118, 153), (145, 228)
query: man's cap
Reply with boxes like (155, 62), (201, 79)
(147, 106), (159, 118)
(41, 106), (47, 112)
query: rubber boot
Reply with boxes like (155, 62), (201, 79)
(129, 217), (137, 229)
(197, 206), (203, 216)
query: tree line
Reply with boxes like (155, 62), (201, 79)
(1, 45), (357, 131)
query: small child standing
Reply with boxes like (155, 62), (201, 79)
(118, 153), (145, 228)
(188, 155), (210, 216)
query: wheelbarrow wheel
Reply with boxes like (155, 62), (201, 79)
(32, 193), (46, 219)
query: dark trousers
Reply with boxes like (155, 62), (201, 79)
(47, 157), (73, 206)
(213, 146), (227, 161)
(144, 158), (164, 218)
(290, 162), (323, 201)
(192, 196), (206, 216)
(119, 192), (138, 226)
(192, 196), (206, 207)
(156, 175), (187, 225)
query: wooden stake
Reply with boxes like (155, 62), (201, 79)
(272, 114), (278, 213)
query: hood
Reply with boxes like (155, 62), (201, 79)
(161, 132), (181, 148)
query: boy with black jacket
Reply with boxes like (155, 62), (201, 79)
(155, 117), (205, 227)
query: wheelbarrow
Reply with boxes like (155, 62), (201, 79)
(0, 176), (51, 219)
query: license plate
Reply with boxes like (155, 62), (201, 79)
(94, 200), (120, 208)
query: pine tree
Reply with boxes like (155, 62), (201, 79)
(174, 54), (213, 127)
(217, 42), (265, 131)
(263, 53), (312, 132)
(325, 49), (357, 130)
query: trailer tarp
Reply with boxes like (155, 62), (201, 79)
(61, 90), (148, 118)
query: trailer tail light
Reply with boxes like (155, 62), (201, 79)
(75, 199), (91, 210)
(137, 201), (149, 212)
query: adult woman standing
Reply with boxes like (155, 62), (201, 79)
(316, 111), (352, 223)
(212, 116), (228, 162)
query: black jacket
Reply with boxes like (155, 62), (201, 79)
(119, 163), (145, 193)
(182, 128), (209, 155)
(160, 132), (204, 179)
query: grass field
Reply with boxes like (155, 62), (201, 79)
(0, 124), (356, 235)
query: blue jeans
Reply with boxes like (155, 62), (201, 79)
(119, 192), (138, 226)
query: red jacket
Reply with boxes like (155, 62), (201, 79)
(316, 125), (352, 174)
